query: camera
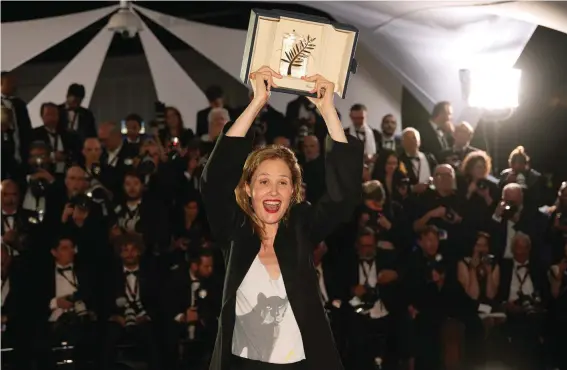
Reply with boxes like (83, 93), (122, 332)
(66, 292), (88, 317)
(501, 202), (519, 219)
(515, 291), (542, 314)
(29, 157), (50, 198)
(168, 137), (181, 161)
(445, 207), (456, 222)
(137, 151), (156, 176)
(480, 253), (495, 265)
(85, 163), (110, 204)
(477, 178), (491, 190)
(69, 193), (92, 211)
(116, 297), (147, 327)
(425, 254), (445, 280)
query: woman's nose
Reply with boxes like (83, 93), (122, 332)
(270, 185), (279, 195)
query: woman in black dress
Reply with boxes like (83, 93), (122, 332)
(200, 66), (363, 370)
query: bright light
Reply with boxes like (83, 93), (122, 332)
(463, 68), (522, 110)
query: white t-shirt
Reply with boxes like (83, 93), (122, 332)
(232, 255), (305, 363)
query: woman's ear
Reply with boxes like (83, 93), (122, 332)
(245, 183), (252, 198)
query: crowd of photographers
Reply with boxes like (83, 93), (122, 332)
(1, 75), (567, 370)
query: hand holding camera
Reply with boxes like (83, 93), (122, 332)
(30, 168), (54, 183)
(428, 206), (447, 219)
(185, 307), (199, 323)
(376, 214), (392, 231)
(56, 297), (74, 310)
(61, 203), (75, 223)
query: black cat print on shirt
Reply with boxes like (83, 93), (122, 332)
(232, 293), (289, 361)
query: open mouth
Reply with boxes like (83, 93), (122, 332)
(263, 200), (282, 214)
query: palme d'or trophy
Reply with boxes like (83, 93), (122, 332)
(241, 9), (360, 99)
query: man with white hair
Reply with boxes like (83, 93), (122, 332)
(199, 107), (230, 158)
(399, 127), (437, 194)
(491, 182), (543, 260)
(439, 121), (479, 166)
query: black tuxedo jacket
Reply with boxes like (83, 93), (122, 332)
(4, 96), (33, 161)
(315, 256), (343, 303)
(342, 249), (399, 311)
(343, 127), (381, 152)
(103, 261), (159, 320)
(36, 262), (95, 320)
(31, 126), (81, 163)
(414, 122), (454, 163)
(1, 260), (29, 323)
(489, 209), (545, 260)
(58, 105), (97, 140)
(398, 151), (438, 185)
(164, 267), (222, 324)
(375, 132), (402, 153)
(200, 121), (363, 370)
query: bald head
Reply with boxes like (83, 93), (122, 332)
(1, 180), (19, 211)
(503, 183), (523, 205)
(97, 121), (122, 150)
(434, 164), (455, 193)
(83, 138), (102, 163)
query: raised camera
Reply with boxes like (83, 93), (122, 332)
(477, 178), (491, 190)
(501, 202), (519, 219)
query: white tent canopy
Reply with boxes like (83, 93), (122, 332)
(2, 1), (566, 130)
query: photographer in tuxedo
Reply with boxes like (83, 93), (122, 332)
(490, 183), (545, 261)
(1, 71), (33, 176)
(1, 179), (36, 257)
(32, 102), (81, 178)
(498, 146), (544, 210)
(547, 239), (567, 369)
(100, 233), (160, 370)
(164, 249), (221, 369)
(34, 236), (96, 370)
(497, 232), (548, 370)
(404, 226), (464, 370)
(1, 243), (33, 370)
(20, 142), (57, 220)
(343, 227), (399, 370)
(59, 83), (96, 141)
(413, 164), (466, 260)
(398, 128), (437, 195)
(110, 170), (169, 256)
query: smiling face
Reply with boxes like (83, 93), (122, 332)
(245, 158), (294, 225)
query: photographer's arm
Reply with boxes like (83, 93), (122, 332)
(485, 264), (500, 300)
(457, 261), (480, 300)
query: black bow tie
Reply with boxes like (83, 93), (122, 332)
(57, 266), (73, 274)
(517, 264), (529, 270)
(409, 156), (420, 161)
(125, 270), (139, 277)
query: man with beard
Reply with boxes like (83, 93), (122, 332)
(376, 114), (402, 153)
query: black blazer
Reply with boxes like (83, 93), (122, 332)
(58, 105), (97, 140)
(398, 151), (438, 186)
(200, 122), (363, 370)
(415, 122), (454, 163)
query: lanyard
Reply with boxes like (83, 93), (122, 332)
(515, 266), (529, 293)
(3, 215), (14, 231)
(359, 260), (374, 286)
(68, 110), (79, 131)
(125, 274), (139, 302)
(57, 269), (78, 288)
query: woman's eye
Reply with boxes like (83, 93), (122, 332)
(259, 180), (268, 185)
(279, 181), (288, 186)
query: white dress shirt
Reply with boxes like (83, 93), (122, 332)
(124, 266), (140, 302)
(381, 135), (396, 151)
(508, 259), (534, 302)
(2, 210), (16, 231)
(106, 144), (123, 167)
(49, 264), (77, 322)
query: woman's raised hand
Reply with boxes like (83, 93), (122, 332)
(303, 74), (335, 114)
(249, 66), (282, 104)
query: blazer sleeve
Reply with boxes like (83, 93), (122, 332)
(200, 122), (254, 243)
(307, 136), (363, 245)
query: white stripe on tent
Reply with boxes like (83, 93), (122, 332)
(27, 25), (114, 127)
(138, 18), (208, 132)
(1, 5), (116, 71)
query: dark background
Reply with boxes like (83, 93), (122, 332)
(2, 1), (567, 185)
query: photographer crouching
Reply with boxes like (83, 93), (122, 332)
(344, 227), (399, 370)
